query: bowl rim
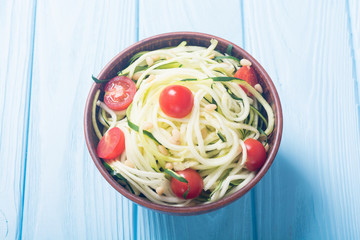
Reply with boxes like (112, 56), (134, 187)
(84, 31), (283, 215)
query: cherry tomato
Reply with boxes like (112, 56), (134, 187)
(104, 76), (136, 111)
(244, 138), (266, 171)
(171, 168), (203, 199)
(234, 66), (258, 96)
(159, 85), (194, 118)
(97, 127), (125, 160)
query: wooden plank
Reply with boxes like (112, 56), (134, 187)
(348, 0), (360, 125)
(242, 0), (360, 239)
(136, 1), (256, 239)
(20, 0), (138, 239)
(0, 1), (36, 239)
(138, 0), (243, 44)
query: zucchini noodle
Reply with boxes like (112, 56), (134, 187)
(94, 39), (275, 205)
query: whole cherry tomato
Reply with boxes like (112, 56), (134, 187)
(170, 168), (203, 199)
(244, 138), (266, 171)
(159, 85), (194, 118)
(234, 66), (258, 96)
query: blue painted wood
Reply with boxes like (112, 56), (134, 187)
(136, 1), (255, 239)
(18, 0), (138, 239)
(241, 1), (360, 239)
(0, 0), (36, 239)
(0, 0), (359, 239)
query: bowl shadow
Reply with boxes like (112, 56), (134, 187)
(136, 151), (323, 239)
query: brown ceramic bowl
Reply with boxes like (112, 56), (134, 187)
(84, 32), (283, 215)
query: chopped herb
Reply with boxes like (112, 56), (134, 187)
(210, 76), (245, 82)
(117, 70), (126, 76)
(183, 188), (190, 200)
(203, 97), (212, 104)
(164, 169), (188, 183)
(103, 161), (134, 194)
(226, 44), (233, 56)
(164, 169), (190, 199)
(214, 56), (240, 63)
(181, 78), (197, 81)
(224, 85), (243, 101)
(239, 129), (245, 139)
(224, 84), (268, 127)
(127, 119), (160, 144)
(211, 97), (218, 111)
(196, 190), (211, 202)
(217, 131), (227, 142)
(258, 128), (268, 144)
(101, 109), (110, 127)
(92, 75), (112, 84)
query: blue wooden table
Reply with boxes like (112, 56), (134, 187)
(1, 0), (359, 239)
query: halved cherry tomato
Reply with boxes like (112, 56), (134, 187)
(244, 138), (266, 171)
(104, 76), (136, 111)
(234, 66), (258, 96)
(171, 168), (203, 199)
(97, 127), (125, 160)
(159, 85), (194, 118)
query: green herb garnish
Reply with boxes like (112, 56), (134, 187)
(210, 76), (245, 82)
(217, 131), (227, 142)
(181, 78), (197, 81)
(214, 56), (240, 62)
(258, 128), (268, 145)
(92, 75), (112, 84)
(226, 44), (233, 56)
(164, 169), (190, 199)
(103, 162), (134, 194)
(127, 119), (160, 144)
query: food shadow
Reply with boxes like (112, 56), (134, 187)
(144, 151), (325, 240)
(246, 151), (324, 239)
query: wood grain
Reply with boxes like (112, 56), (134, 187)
(138, 0), (243, 45)
(136, 0), (256, 239)
(242, 0), (360, 239)
(0, 1), (36, 239)
(1, 0), (360, 239)
(19, 0), (138, 239)
(348, 0), (360, 124)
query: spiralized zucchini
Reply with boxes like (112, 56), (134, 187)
(94, 39), (274, 206)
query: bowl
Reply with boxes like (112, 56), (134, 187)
(84, 32), (283, 215)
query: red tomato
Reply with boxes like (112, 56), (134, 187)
(159, 85), (194, 118)
(171, 168), (203, 199)
(104, 76), (136, 111)
(97, 127), (125, 160)
(244, 138), (266, 171)
(234, 66), (258, 96)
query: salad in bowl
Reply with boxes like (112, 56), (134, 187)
(84, 32), (282, 215)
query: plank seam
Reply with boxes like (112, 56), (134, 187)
(240, 0), (246, 49)
(345, 0), (360, 125)
(345, 1), (360, 238)
(132, 0), (139, 239)
(241, 0), (258, 239)
(18, 0), (37, 239)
